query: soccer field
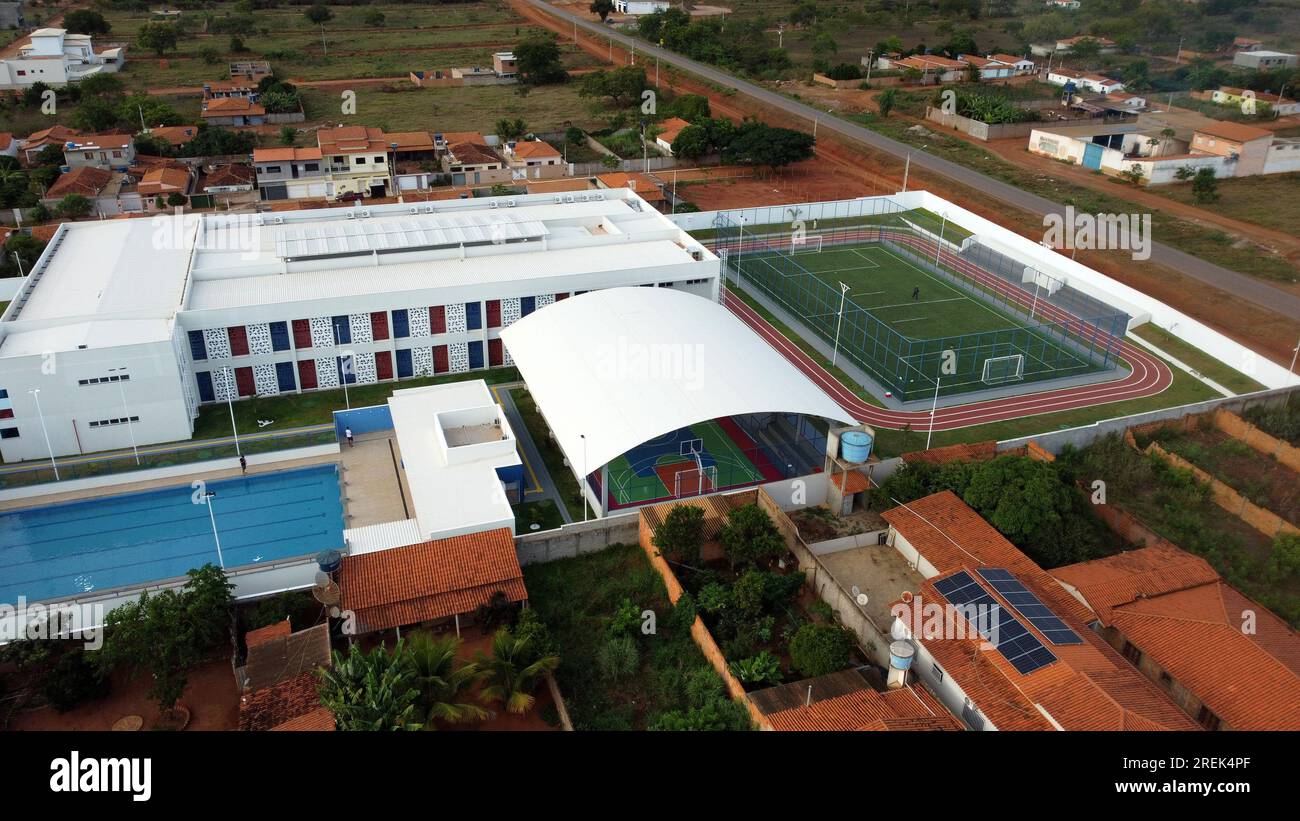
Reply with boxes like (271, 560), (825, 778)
(732, 240), (1102, 399)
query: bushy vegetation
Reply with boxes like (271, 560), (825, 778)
(944, 89), (1040, 125)
(1243, 398), (1300, 447)
(522, 544), (750, 731)
(638, 9), (790, 79)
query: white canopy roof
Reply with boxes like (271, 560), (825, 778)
(500, 287), (855, 471)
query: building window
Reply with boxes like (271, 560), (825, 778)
(932, 663), (944, 683)
(392, 308), (410, 338)
(188, 330), (207, 360)
(0, 427), (18, 439)
(355, 156), (367, 164)
(89, 416), (140, 428)
(331, 315), (351, 345)
(303, 163), (319, 172)
(1121, 641), (1142, 665)
(264, 165), (282, 174)
(465, 302), (482, 331)
(195, 371), (215, 402)
(520, 296), (536, 316)
(1196, 706), (1221, 731)
(373, 156), (385, 164)
(77, 374), (131, 386)
(269, 321), (291, 352)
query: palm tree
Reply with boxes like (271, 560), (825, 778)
(477, 627), (560, 715)
(316, 641), (423, 731)
(407, 632), (490, 728)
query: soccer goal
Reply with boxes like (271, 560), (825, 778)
(981, 354), (1025, 385)
(789, 234), (824, 255)
(674, 464), (718, 497)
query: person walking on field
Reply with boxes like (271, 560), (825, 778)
(345, 427), (354, 447)
(912, 286), (920, 301)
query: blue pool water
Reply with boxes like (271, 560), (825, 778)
(0, 465), (345, 605)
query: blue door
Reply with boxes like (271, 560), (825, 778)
(195, 371), (215, 402)
(1082, 142), (1104, 170)
(396, 348), (413, 378)
(275, 361), (296, 392)
(468, 340), (484, 369)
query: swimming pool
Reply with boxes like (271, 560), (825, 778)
(0, 465), (345, 605)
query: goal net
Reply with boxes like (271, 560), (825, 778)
(789, 234), (824, 255)
(981, 354), (1025, 385)
(674, 464), (718, 497)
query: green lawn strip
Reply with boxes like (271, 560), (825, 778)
(522, 543), (749, 730)
(192, 366), (519, 439)
(513, 499), (564, 534)
(511, 388), (586, 522)
(694, 420), (763, 483)
(1130, 324), (1268, 395)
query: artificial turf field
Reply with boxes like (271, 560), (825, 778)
(600, 419), (780, 509)
(733, 240), (1097, 395)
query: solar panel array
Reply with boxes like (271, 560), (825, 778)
(977, 568), (1084, 646)
(932, 570), (1057, 675)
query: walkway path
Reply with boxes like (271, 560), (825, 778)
(493, 383), (573, 524)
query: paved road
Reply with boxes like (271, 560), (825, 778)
(525, 0), (1300, 320)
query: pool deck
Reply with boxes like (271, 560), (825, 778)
(339, 431), (415, 528)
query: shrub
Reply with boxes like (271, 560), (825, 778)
(596, 634), (639, 682)
(606, 597), (642, 638)
(789, 623), (853, 678)
(653, 504), (705, 567)
(729, 650), (782, 687)
(697, 583), (731, 616)
(41, 650), (110, 712)
(731, 570), (767, 620)
(720, 503), (786, 571)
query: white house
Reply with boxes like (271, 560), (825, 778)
(1045, 0), (1081, 8)
(960, 55), (1015, 80)
(614, 0), (671, 13)
(1047, 69), (1125, 94)
(0, 28), (124, 88)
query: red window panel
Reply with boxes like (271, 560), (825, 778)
(292, 319), (312, 349)
(370, 311), (389, 341)
(430, 305), (446, 335)
(488, 338), (503, 367)
(298, 358), (318, 390)
(375, 350), (393, 380)
(234, 366), (255, 396)
(433, 345), (449, 374)
(486, 299), (502, 328)
(228, 326), (249, 357)
(554, 292), (569, 301)
(0, 408), (12, 420)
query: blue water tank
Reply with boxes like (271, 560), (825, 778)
(316, 549), (342, 574)
(889, 640), (916, 671)
(841, 430), (874, 463)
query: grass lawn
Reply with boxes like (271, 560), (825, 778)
(191, 366), (520, 439)
(1144, 172), (1300, 238)
(513, 499), (564, 534)
(523, 543), (751, 730)
(511, 387), (586, 522)
(1130, 323), (1268, 395)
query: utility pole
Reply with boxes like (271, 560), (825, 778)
(321, 24), (327, 58)
(901, 152), (910, 192)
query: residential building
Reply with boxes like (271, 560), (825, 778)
(0, 28), (124, 87)
(880, 491), (1200, 731)
(1047, 69), (1126, 94)
(492, 51), (517, 77)
(1211, 85), (1300, 116)
(317, 125), (396, 199)
(1045, 0), (1080, 7)
(200, 163), (255, 194)
(1190, 120), (1277, 175)
(388, 131), (440, 193)
(960, 54), (1015, 80)
(595, 172), (666, 208)
(230, 60), (271, 80)
(439, 133), (510, 188)
(882, 53), (970, 83)
(654, 117), (692, 154)
(752, 669), (962, 731)
(252, 146), (325, 201)
(1053, 544), (1300, 731)
(202, 79), (258, 100)
(236, 622), (335, 731)
(0, 132), (16, 162)
(614, 0), (671, 13)
(201, 96), (267, 127)
(502, 138), (565, 181)
(145, 125), (198, 148)
(136, 166), (194, 202)
(990, 53), (1036, 74)
(19, 124), (81, 163)
(1232, 50), (1298, 70)
(39, 165), (130, 215)
(1232, 37), (1263, 52)
(0, 189), (719, 461)
(62, 133), (135, 172)
(1054, 35), (1117, 53)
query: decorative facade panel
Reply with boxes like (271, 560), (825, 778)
(203, 328), (231, 360)
(253, 363), (279, 396)
(411, 346), (433, 376)
(501, 297), (521, 327)
(349, 313), (373, 344)
(353, 351), (377, 384)
(407, 306), (431, 337)
(315, 356), (341, 388)
(445, 303), (467, 334)
(247, 322), (273, 356)
(309, 316), (334, 348)
(448, 341), (469, 373)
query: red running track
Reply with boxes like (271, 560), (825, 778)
(715, 230), (1174, 430)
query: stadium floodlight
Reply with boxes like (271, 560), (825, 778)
(926, 377), (941, 450)
(933, 211), (948, 270)
(832, 281), (851, 368)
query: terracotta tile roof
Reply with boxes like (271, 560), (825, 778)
(1195, 120), (1273, 143)
(446, 140), (501, 166)
(831, 471), (870, 493)
(509, 140), (561, 159)
(387, 130), (435, 152)
(641, 491), (752, 545)
(437, 130), (487, 146)
(340, 527), (526, 632)
(902, 441), (998, 464)
(239, 671), (334, 731)
(201, 163), (255, 191)
(45, 165), (113, 199)
(252, 146), (322, 163)
(884, 491), (1199, 731)
(272, 707), (336, 731)
(66, 133), (132, 151)
(764, 678), (960, 731)
(1053, 545), (1300, 729)
(202, 97), (266, 117)
(991, 53), (1031, 64)
(245, 618), (291, 649)
(145, 125), (197, 146)
(596, 172), (665, 201)
(0, 132), (12, 150)
(241, 622), (333, 693)
(22, 125), (82, 150)
(318, 125), (388, 154)
(655, 116), (692, 145)
(136, 166), (191, 195)
(527, 178), (595, 194)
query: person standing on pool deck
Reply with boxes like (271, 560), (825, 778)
(239, 454), (247, 475)
(345, 427), (354, 447)
(912, 286), (920, 301)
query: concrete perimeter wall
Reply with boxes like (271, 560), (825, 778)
(516, 512), (640, 565)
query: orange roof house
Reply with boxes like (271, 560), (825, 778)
(201, 96), (266, 120)
(135, 166), (192, 196)
(1053, 544), (1300, 730)
(44, 165), (114, 199)
(339, 527), (527, 634)
(508, 140), (560, 161)
(655, 117), (692, 146)
(754, 670), (962, 731)
(596, 171), (666, 203)
(317, 125), (390, 155)
(881, 491), (1200, 731)
(145, 125), (198, 146)
(252, 146), (322, 164)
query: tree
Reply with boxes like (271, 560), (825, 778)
(279, 125), (297, 146)
(789, 622), (853, 678)
(406, 633), (489, 728)
(665, 93), (710, 122)
(317, 642), (422, 731)
(580, 66), (647, 108)
(477, 627), (559, 714)
(64, 10), (111, 36)
(495, 117), (527, 140)
(670, 124), (711, 159)
(304, 4), (333, 25)
(653, 504), (706, 566)
(230, 35), (249, 53)
(590, 0), (615, 21)
(1191, 167), (1220, 204)
(77, 73), (125, 99)
(877, 87), (898, 117)
(167, 192), (187, 207)
(719, 503), (786, 571)
(56, 194), (94, 220)
(136, 22), (180, 57)
(365, 9), (386, 27)
(41, 650), (110, 712)
(514, 34), (567, 85)
(721, 122), (815, 172)
(71, 98), (121, 132)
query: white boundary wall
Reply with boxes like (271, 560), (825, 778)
(669, 192), (1298, 390)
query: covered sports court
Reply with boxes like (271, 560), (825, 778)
(500, 287), (855, 515)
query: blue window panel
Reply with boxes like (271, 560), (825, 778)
(468, 340), (484, 369)
(395, 348), (413, 378)
(269, 321), (291, 352)
(392, 308), (410, 338)
(188, 330), (207, 361)
(337, 355), (357, 384)
(465, 302), (482, 331)
(0, 389), (8, 399)
(195, 371), (215, 402)
(520, 296), (536, 316)
(275, 361), (296, 392)
(331, 315), (351, 345)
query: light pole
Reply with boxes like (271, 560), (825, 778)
(28, 388), (58, 480)
(110, 367), (139, 465)
(735, 215), (747, 284)
(580, 433), (588, 523)
(865, 50), (874, 84)
(925, 377), (941, 450)
(221, 366), (241, 457)
(933, 211), (948, 270)
(1289, 335), (1299, 377)
(202, 491), (226, 568)
(832, 281), (850, 368)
